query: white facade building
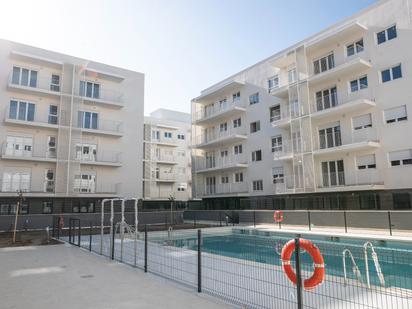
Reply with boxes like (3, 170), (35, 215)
(192, 0), (412, 210)
(0, 39), (144, 215)
(143, 109), (192, 201)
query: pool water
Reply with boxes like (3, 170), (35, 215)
(159, 229), (412, 290)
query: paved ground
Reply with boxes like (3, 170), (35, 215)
(0, 243), (232, 309)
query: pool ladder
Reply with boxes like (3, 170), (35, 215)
(342, 242), (385, 288)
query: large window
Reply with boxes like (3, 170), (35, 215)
(250, 121), (260, 133)
(321, 160), (345, 187)
(388, 150), (412, 167)
(232, 91), (240, 102)
(319, 125), (341, 149)
(384, 105), (408, 124)
(73, 173), (96, 193)
(234, 144), (243, 155)
(315, 87), (337, 111)
(268, 75), (279, 91)
(1, 172), (30, 192)
(75, 143), (97, 161)
(350, 76), (368, 92)
(5, 136), (33, 157)
(9, 100), (35, 121)
(252, 180), (263, 191)
(249, 93), (259, 105)
(270, 105), (281, 122)
(288, 68), (297, 84)
(233, 118), (241, 128)
(251, 150), (262, 162)
(48, 105), (58, 124)
(0, 203), (27, 215)
(80, 81), (100, 99)
(393, 193), (411, 210)
(271, 135), (283, 153)
(313, 53), (335, 75)
(11, 66), (37, 87)
(377, 25), (397, 45)
(50, 74), (60, 92)
(78, 111), (98, 129)
(272, 167), (284, 184)
(346, 39), (364, 57)
(381, 64), (402, 83)
(235, 172), (243, 183)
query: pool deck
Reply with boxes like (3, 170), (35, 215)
(0, 243), (231, 309)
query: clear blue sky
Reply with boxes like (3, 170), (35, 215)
(0, 0), (376, 115)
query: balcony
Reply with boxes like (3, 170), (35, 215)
(271, 110), (291, 128)
(74, 85), (124, 109)
(313, 128), (380, 156)
(196, 154), (248, 173)
(0, 179), (55, 197)
(154, 173), (177, 183)
(4, 107), (58, 130)
(78, 119), (123, 137)
(1, 142), (56, 163)
(308, 57), (371, 86)
(150, 154), (178, 165)
(74, 150), (122, 167)
(272, 142), (294, 161)
(72, 181), (120, 196)
(193, 98), (246, 125)
(310, 90), (376, 120)
(7, 73), (61, 98)
(194, 126), (247, 149)
(145, 137), (178, 147)
(268, 83), (289, 98)
(317, 170), (384, 192)
(199, 182), (249, 197)
(193, 80), (244, 102)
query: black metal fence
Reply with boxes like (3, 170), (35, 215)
(57, 217), (412, 309)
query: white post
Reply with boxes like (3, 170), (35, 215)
(100, 199), (110, 255)
(133, 198), (138, 267)
(120, 199), (125, 261)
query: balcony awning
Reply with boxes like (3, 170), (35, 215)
(193, 80), (244, 103)
(305, 21), (368, 53)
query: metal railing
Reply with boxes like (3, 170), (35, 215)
(73, 150), (122, 164)
(0, 179), (55, 193)
(193, 99), (246, 122)
(195, 153), (247, 171)
(4, 106), (57, 126)
(194, 126), (246, 146)
(199, 182), (249, 196)
(314, 127), (378, 151)
(1, 142), (56, 160)
(8, 73), (61, 94)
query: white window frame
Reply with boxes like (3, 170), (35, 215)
(349, 75), (368, 93)
(11, 66), (38, 87)
(268, 75), (279, 91)
(384, 105), (408, 124)
(346, 38), (364, 57)
(380, 64), (402, 83)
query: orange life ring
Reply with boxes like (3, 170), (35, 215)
(281, 238), (325, 290)
(274, 210), (284, 223)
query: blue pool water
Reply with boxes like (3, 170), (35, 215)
(160, 229), (412, 290)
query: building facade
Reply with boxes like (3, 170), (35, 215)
(143, 109), (192, 201)
(0, 39), (144, 216)
(192, 0), (412, 210)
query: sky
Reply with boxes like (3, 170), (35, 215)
(0, 0), (377, 115)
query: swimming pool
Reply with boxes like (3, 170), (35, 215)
(155, 228), (412, 290)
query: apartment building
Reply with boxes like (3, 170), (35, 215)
(0, 39), (144, 216)
(143, 109), (192, 201)
(192, 0), (412, 210)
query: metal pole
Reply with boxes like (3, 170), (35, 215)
(219, 211), (222, 227)
(232, 211), (235, 226)
(144, 225), (148, 273)
(253, 211), (256, 228)
(194, 212), (196, 228)
(307, 211), (311, 231)
(89, 221), (92, 251)
(388, 211), (393, 236)
(343, 211), (348, 233)
(111, 221), (115, 260)
(197, 229), (202, 293)
(294, 238), (303, 309)
(69, 218), (72, 244)
(78, 219), (81, 247)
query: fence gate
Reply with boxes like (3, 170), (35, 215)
(68, 218), (81, 246)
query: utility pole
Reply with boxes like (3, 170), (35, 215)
(12, 190), (25, 243)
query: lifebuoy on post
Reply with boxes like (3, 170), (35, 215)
(274, 210), (284, 223)
(281, 238), (325, 290)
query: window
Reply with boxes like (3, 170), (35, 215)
(270, 105), (281, 122)
(249, 93), (259, 105)
(177, 183), (187, 191)
(73, 173), (96, 193)
(357, 154), (376, 170)
(234, 144), (243, 155)
(251, 150), (262, 162)
(288, 68), (297, 84)
(0, 203), (27, 215)
(220, 149), (228, 158)
(319, 125), (341, 149)
(313, 53), (335, 75)
(48, 105), (58, 124)
(11, 66), (37, 87)
(152, 130), (160, 140)
(384, 105), (408, 123)
(388, 150), (412, 167)
(177, 134), (185, 140)
(44, 169), (55, 193)
(73, 201), (95, 213)
(232, 91), (240, 102)
(9, 100), (35, 121)
(5, 136), (33, 157)
(80, 81), (100, 99)
(376, 25), (397, 45)
(78, 111), (98, 129)
(250, 121), (260, 133)
(271, 135), (283, 152)
(1, 172), (30, 192)
(221, 176), (229, 184)
(252, 180), (263, 191)
(272, 167), (284, 184)
(346, 39), (364, 57)
(219, 122), (227, 132)
(42, 201), (53, 214)
(75, 143), (97, 161)
(321, 160), (345, 187)
(235, 172), (243, 183)
(381, 64), (402, 83)
(47, 136), (57, 158)
(164, 132), (172, 138)
(315, 87), (337, 111)
(50, 74), (60, 92)
(350, 76), (368, 92)
(268, 75), (279, 90)
(393, 193), (411, 210)
(233, 118), (241, 128)
(352, 113), (372, 130)
(219, 98), (227, 110)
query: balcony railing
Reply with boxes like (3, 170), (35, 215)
(194, 126), (247, 146)
(0, 179), (55, 193)
(73, 150), (122, 164)
(1, 142), (56, 161)
(77, 118), (123, 134)
(155, 173), (176, 181)
(153, 154), (177, 163)
(314, 128), (378, 151)
(8, 73), (61, 95)
(4, 106), (58, 128)
(193, 99), (246, 122)
(72, 181), (120, 194)
(201, 182), (249, 196)
(196, 153), (247, 171)
(318, 170), (383, 189)
(75, 85), (123, 105)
